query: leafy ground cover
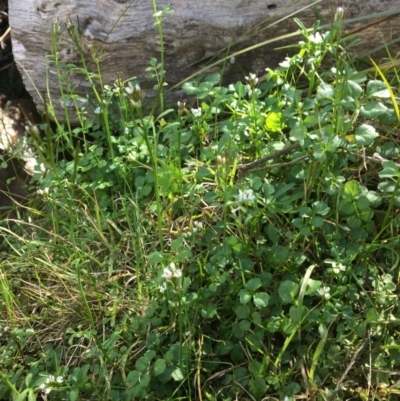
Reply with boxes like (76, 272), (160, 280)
(1, 5), (400, 401)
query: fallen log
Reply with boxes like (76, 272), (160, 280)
(8, 0), (400, 123)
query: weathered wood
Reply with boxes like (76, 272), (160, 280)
(8, 0), (400, 123)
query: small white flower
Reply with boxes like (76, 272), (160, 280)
(318, 286), (331, 300)
(192, 221), (203, 233)
(39, 383), (46, 390)
(159, 282), (167, 293)
(177, 100), (186, 116)
(229, 56), (235, 64)
(94, 106), (101, 114)
(3, 326), (8, 332)
(333, 263), (346, 274)
(173, 268), (182, 279)
(309, 32), (323, 44)
(125, 82), (134, 95)
(325, 260), (346, 274)
(238, 189), (256, 203)
(46, 375), (55, 384)
(245, 73), (258, 86)
(56, 376), (64, 383)
(191, 108), (202, 118)
(162, 268), (173, 280)
(334, 7), (344, 22)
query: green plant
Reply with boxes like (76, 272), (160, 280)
(2, 4), (400, 401)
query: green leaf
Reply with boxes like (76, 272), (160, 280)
(378, 181), (396, 193)
(304, 278), (322, 295)
(379, 161), (400, 178)
(379, 109), (398, 125)
(235, 304), (251, 319)
(215, 340), (234, 355)
(366, 80), (390, 98)
(154, 359), (166, 376)
(345, 80), (362, 99)
(312, 201), (330, 215)
(359, 208), (374, 222)
(239, 319), (251, 331)
(135, 356), (149, 372)
(311, 216), (324, 227)
(15, 389), (29, 401)
(365, 308), (379, 321)
(347, 215), (362, 229)
(360, 100), (388, 118)
(278, 280), (299, 304)
(253, 292), (270, 308)
(126, 370), (141, 386)
(204, 73), (221, 86)
(266, 224), (279, 244)
(148, 252), (163, 265)
(289, 305), (308, 322)
(356, 196), (370, 210)
(239, 290), (252, 304)
(316, 82), (334, 100)
(299, 206), (312, 218)
(246, 278), (262, 292)
(265, 111), (284, 132)
(28, 389), (36, 401)
(201, 303), (217, 319)
(182, 81), (198, 95)
(338, 199), (355, 214)
(69, 388), (79, 401)
(171, 367), (184, 381)
(25, 373), (33, 387)
(343, 180), (360, 198)
(355, 124), (379, 146)
(249, 377), (268, 398)
(249, 359), (264, 375)
(299, 226), (311, 236)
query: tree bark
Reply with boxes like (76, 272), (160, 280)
(8, 0), (400, 123)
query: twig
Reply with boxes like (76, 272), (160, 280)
(0, 62), (13, 72)
(328, 331), (371, 401)
(354, 151), (400, 168)
(245, 154), (308, 172)
(0, 26), (10, 49)
(237, 142), (301, 179)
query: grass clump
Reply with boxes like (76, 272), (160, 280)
(2, 7), (400, 401)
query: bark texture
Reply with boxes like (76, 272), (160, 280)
(8, 0), (400, 123)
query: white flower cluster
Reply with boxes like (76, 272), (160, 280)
(38, 375), (64, 395)
(159, 263), (183, 292)
(309, 32), (323, 44)
(192, 221), (203, 233)
(162, 263), (182, 281)
(318, 286), (331, 300)
(245, 73), (258, 86)
(191, 108), (202, 118)
(334, 7), (344, 22)
(237, 189), (256, 203)
(325, 260), (346, 274)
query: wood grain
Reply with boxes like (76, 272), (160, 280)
(8, 0), (400, 123)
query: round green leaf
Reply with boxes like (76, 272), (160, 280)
(366, 80), (390, 98)
(154, 359), (167, 376)
(355, 124), (379, 146)
(278, 281), (299, 304)
(253, 292), (270, 308)
(246, 278), (262, 292)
